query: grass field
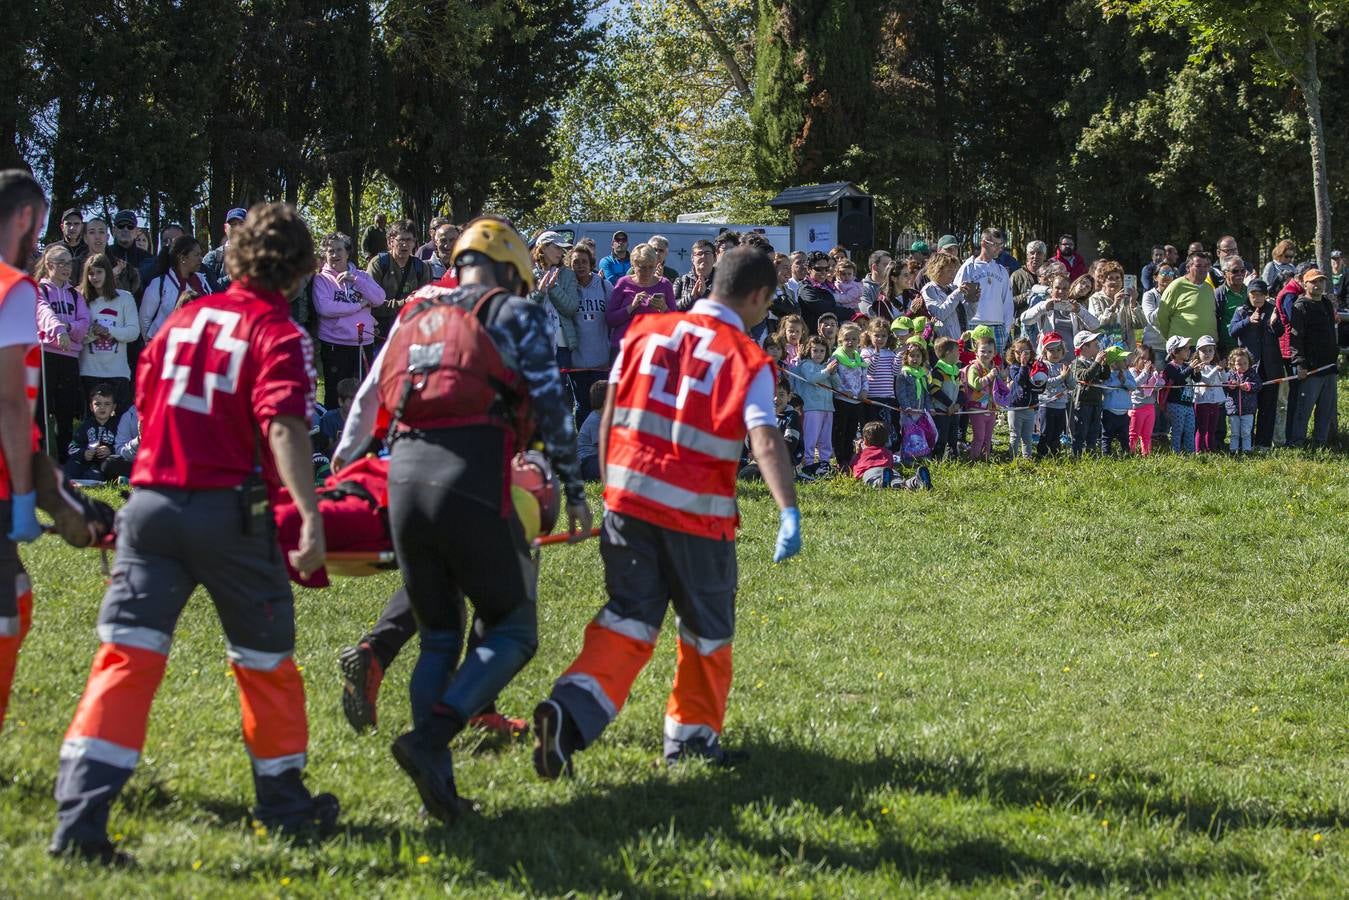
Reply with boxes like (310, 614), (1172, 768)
(1, 449), (1347, 896)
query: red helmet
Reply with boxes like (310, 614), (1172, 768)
(510, 450), (559, 540)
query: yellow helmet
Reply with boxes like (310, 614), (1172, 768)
(451, 216), (535, 292)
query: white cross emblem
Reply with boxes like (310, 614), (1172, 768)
(161, 307), (248, 414)
(638, 320), (725, 409)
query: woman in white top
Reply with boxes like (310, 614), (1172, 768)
(77, 252), (141, 409)
(140, 235), (208, 340)
(918, 253), (966, 338)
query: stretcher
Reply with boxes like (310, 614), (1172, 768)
(50, 455), (599, 584)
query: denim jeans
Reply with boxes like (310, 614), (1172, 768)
(1166, 403), (1195, 454)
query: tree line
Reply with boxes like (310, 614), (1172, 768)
(7, 0), (1346, 270)
(5, 0), (591, 246)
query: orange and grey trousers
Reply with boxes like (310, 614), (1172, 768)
(53, 488), (311, 847)
(548, 510), (738, 759)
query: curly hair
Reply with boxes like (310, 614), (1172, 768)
(224, 203), (316, 292)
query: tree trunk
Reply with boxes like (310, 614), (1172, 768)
(1299, 35), (1332, 273)
(45, 93), (80, 241)
(680, 0), (752, 101)
(333, 170), (354, 239)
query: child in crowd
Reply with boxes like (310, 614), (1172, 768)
(1190, 335), (1225, 453)
(1224, 347), (1260, 454)
(962, 335), (1006, 460)
(816, 311), (840, 351)
(102, 404), (139, 481)
(740, 377), (803, 480)
(862, 317), (900, 445)
(577, 380), (607, 480)
(1161, 335), (1196, 454)
(64, 384), (120, 481)
(775, 314), (806, 367)
(793, 336), (840, 472)
(1099, 345), (1138, 454)
(852, 421), (932, 490)
(831, 322), (869, 467)
(762, 336), (784, 371)
(928, 336), (963, 459)
(1005, 337), (1039, 459)
(894, 337), (934, 460)
(317, 377), (359, 456)
(1069, 330), (1108, 455)
(1032, 331), (1076, 457)
(1127, 347), (1165, 455)
(834, 260), (863, 314)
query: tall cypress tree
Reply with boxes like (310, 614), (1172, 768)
(750, 0), (877, 191)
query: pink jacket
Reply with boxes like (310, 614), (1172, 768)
(37, 280), (90, 358)
(313, 263), (384, 345)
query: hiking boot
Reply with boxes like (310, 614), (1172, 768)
(390, 731), (472, 825)
(916, 465), (932, 491)
(257, 792), (341, 837)
(532, 699), (576, 780)
(339, 643), (383, 733)
(468, 711), (529, 737)
(48, 835), (135, 867)
(32, 452), (112, 548)
(665, 735), (748, 769)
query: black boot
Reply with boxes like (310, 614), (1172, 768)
(251, 767), (340, 836)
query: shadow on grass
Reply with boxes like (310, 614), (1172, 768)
(319, 742), (1331, 893)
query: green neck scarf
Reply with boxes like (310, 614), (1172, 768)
(902, 364), (929, 394)
(935, 359), (960, 378)
(833, 348), (866, 368)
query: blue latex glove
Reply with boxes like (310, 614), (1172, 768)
(773, 507), (801, 563)
(7, 491), (41, 543)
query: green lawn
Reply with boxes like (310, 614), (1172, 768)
(1, 451), (1346, 896)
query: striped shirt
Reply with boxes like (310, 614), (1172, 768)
(862, 347), (899, 398)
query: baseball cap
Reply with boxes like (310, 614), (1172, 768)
(612, 230), (628, 242)
(112, 210), (137, 227)
(909, 240), (930, 254)
(1165, 335), (1192, 355)
(936, 235), (959, 250)
(535, 230), (573, 249)
(1039, 331), (1066, 349)
(816, 311), (838, 324)
(970, 324), (996, 343)
(60, 207), (81, 221)
(1073, 330), (1102, 350)
(1248, 279), (1269, 294)
(1104, 345), (1130, 366)
(1302, 267), (1327, 283)
(1332, 249), (1343, 259)
(225, 207), (248, 223)
(1195, 334), (1216, 349)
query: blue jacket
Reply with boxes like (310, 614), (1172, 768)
(1224, 368), (1261, 416)
(1101, 368), (1138, 413)
(791, 359), (840, 412)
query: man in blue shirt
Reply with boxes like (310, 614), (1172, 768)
(598, 230), (631, 283)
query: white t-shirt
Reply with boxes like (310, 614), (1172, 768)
(0, 274), (38, 349)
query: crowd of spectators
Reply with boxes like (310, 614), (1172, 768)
(29, 208), (1349, 487)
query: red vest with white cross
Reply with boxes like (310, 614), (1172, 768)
(132, 283), (316, 491)
(0, 262), (41, 501)
(604, 312), (771, 540)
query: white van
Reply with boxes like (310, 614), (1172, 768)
(536, 221), (791, 272)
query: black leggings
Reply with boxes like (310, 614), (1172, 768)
(36, 354), (83, 461)
(320, 341), (374, 410)
(831, 398), (868, 467)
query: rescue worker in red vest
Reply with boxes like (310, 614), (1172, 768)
(51, 203), (339, 864)
(0, 172), (48, 733)
(364, 216), (590, 824)
(533, 246), (802, 777)
(0, 170), (111, 735)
